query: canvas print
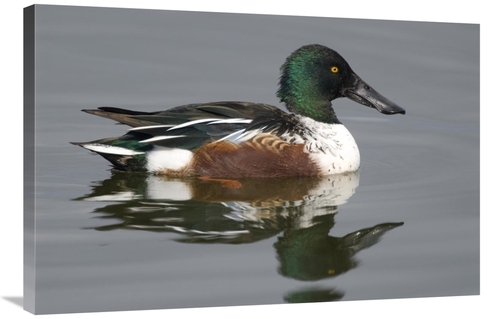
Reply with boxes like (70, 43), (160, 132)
(24, 4), (479, 314)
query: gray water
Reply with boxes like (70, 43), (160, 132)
(27, 5), (479, 314)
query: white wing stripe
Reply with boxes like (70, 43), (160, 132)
(166, 118), (220, 131)
(128, 124), (174, 131)
(217, 129), (246, 142)
(140, 135), (186, 143)
(81, 144), (145, 155)
(167, 118), (252, 131)
(232, 128), (264, 143)
(208, 119), (252, 125)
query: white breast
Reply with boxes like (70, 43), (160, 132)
(295, 116), (360, 175)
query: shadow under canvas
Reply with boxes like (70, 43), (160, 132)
(3, 296), (24, 308)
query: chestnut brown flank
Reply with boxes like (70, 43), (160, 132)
(191, 134), (319, 178)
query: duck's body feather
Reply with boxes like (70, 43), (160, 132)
(73, 44), (405, 177)
(74, 102), (359, 177)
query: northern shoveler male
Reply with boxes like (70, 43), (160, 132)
(72, 44), (406, 177)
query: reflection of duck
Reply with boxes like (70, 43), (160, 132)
(284, 287), (344, 303)
(77, 171), (403, 303)
(78, 171), (361, 244)
(274, 218), (403, 281)
(72, 44), (405, 177)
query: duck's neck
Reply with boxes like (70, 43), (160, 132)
(286, 100), (341, 124)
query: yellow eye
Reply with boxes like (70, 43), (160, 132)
(331, 66), (339, 73)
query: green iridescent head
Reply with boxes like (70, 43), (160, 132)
(276, 44), (405, 124)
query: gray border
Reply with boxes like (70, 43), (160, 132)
(23, 4), (35, 314)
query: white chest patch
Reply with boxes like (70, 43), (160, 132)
(145, 147), (193, 173)
(291, 116), (360, 175)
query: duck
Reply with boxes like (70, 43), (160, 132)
(72, 44), (405, 178)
